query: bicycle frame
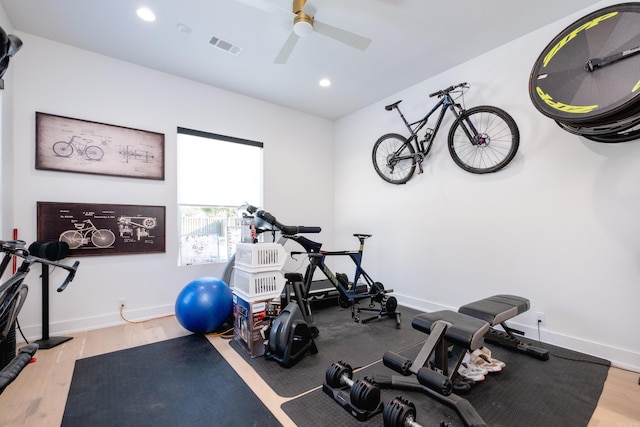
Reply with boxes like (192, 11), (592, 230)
(0, 251), (28, 341)
(393, 92), (470, 162)
(287, 234), (378, 306)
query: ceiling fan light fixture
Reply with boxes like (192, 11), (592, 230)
(293, 19), (313, 37)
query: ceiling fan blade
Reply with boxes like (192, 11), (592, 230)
(234, 0), (294, 20)
(313, 20), (371, 51)
(274, 32), (300, 64)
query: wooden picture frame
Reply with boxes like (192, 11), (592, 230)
(35, 112), (165, 180)
(37, 202), (166, 257)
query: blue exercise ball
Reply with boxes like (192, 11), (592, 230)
(175, 277), (233, 334)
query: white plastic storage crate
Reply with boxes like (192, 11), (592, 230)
(232, 268), (285, 300)
(234, 242), (286, 272)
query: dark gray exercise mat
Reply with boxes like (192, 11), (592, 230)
(62, 334), (281, 427)
(282, 339), (610, 427)
(229, 303), (427, 397)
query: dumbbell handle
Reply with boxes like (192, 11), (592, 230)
(341, 373), (354, 388)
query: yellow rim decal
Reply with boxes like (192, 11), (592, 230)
(536, 87), (598, 113)
(633, 80), (640, 92)
(543, 11), (618, 67)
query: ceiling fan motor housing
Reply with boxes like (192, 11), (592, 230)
(293, 0), (313, 36)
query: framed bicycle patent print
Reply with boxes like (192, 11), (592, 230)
(35, 112), (165, 180)
(37, 202), (166, 257)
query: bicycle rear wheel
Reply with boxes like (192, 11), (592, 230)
(448, 106), (519, 174)
(372, 133), (416, 184)
(85, 145), (104, 161)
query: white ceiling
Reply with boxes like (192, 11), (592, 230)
(0, 0), (603, 120)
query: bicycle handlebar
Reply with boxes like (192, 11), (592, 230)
(257, 210), (322, 235)
(56, 260), (80, 292)
(0, 240), (80, 292)
(429, 82), (469, 98)
(243, 205), (321, 235)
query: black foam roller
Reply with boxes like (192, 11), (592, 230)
(417, 367), (453, 396)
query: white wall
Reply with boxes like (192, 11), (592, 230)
(3, 1), (638, 371)
(334, 0), (640, 370)
(4, 32), (335, 339)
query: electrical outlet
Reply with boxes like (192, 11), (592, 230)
(536, 311), (545, 326)
(118, 298), (127, 309)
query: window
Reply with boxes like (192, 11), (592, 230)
(177, 127), (263, 266)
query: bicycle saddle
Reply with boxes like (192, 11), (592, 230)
(385, 101), (402, 111)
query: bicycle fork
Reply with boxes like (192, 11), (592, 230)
(450, 104), (483, 146)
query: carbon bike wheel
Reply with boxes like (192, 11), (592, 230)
(529, 3), (640, 127)
(52, 141), (73, 157)
(556, 115), (640, 142)
(582, 123), (640, 143)
(448, 106), (519, 174)
(372, 133), (416, 185)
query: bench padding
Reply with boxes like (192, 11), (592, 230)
(412, 310), (489, 351)
(458, 294), (529, 325)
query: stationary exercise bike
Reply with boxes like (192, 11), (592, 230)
(251, 206), (399, 325)
(240, 206), (400, 367)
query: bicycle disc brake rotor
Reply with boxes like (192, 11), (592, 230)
(474, 133), (490, 146)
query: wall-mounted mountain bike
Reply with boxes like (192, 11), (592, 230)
(372, 82), (519, 184)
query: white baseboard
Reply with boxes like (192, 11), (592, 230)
(18, 303), (177, 343)
(397, 294), (640, 373)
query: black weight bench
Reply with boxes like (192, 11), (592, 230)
(458, 294), (549, 360)
(378, 310), (490, 427)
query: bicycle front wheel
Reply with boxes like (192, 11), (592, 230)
(91, 229), (116, 248)
(372, 133), (416, 185)
(448, 106), (519, 174)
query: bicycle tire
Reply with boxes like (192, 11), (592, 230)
(91, 229), (116, 248)
(582, 125), (640, 143)
(52, 141), (73, 157)
(60, 230), (83, 249)
(85, 145), (104, 161)
(448, 106), (519, 174)
(372, 133), (416, 184)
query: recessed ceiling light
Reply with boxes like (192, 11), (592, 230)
(136, 7), (156, 22)
(319, 78), (331, 87)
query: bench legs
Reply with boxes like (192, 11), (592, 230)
(485, 322), (550, 360)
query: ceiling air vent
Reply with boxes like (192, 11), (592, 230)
(208, 35), (243, 56)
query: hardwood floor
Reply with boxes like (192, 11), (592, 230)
(0, 315), (638, 427)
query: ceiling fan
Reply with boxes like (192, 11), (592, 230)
(235, 0), (372, 64)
